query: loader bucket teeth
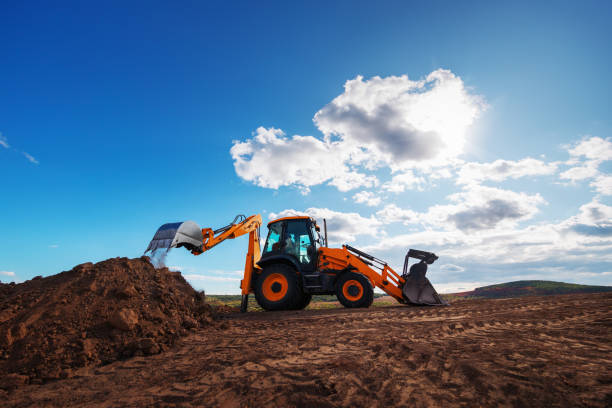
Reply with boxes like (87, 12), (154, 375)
(402, 262), (448, 305)
(145, 221), (203, 253)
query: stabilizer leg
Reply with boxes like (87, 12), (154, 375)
(240, 294), (249, 313)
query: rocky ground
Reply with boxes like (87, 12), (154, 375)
(2, 288), (611, 407)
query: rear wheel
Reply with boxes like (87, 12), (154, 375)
(336, 272), (374, 308)
(255, 264), (302, 311)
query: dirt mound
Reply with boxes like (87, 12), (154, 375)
(0, 257), (213, 388)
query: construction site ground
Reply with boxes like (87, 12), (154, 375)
(5, 292), (611, 408)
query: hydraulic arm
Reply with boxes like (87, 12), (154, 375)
(145, 214), (263, 301)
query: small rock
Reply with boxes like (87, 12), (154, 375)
(136, 338), (160, 354)
(108, 308), (139, 331)
(200, 315), (214, 325)
(11, 323), (27, 342)
(116, 284), (138, 299)
(182, 316), (198, 329)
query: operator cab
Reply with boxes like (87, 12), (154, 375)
(261, 216), (323, 270)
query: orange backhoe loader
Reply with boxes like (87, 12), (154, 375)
(145, 214), (447, 312)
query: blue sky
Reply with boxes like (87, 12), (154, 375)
(1, 1), (611, 294)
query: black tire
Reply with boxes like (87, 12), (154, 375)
(336, 272), (374, 308)
(255, 264), (303, 311)
(294, 293), (312, 310)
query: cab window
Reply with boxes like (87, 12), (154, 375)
(263, 222), (283, 254)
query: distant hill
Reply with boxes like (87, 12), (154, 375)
(451, 280), (612, 299)
(207, 281), (612, 306)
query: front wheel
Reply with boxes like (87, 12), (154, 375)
(336, 272), (374, 308)
(255, 264), (303, 311)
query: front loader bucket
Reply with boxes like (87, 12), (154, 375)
(145, 221), (203, 253)
(402, 262), (448, 305)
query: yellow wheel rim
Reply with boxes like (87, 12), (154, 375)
(262, 273), (288, 302)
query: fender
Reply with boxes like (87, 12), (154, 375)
(335, 266), (376, 289)
(257, 254), (302, 274)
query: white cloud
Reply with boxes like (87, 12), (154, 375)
(0, 271), (18, 283)
(314, 69), (486, 168)
(169, 265), (243, 276)
(561, 198), (612, 236)
(566, 136), (612, 163)
(269, 207), (381, 244)
(367, 197), (612, 266)
(557, 136), (612, 193)
(433, 281), (489, 294)
(23, 152), (39, 164)
(231, 69), (485, 193)
(457, 158), (557, 185)
(558, 136), (612, 185)
(376, 185), (546, 237)
(590, 175), (612, 195)
(230, 127), (376, 193)
(352, 191), (382, 206)
(327, 170), (378, 193)
(0, 133), (8, 148)
(183, 274), (241, 282)
(559, 161), (600, 181)
(48, 244), (59, 248)
(425, 185), (546, 232)
(376, 204), (420, 225)
(439, 264), (466, 273)
(381, 170), (426, 192)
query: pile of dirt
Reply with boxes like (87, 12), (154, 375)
(0, 256), (213, 389)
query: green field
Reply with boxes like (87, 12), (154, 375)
(206, 280), (611, 310)
(206, 293), (388, 311)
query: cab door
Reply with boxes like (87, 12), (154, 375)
(283, 220), (317, 273)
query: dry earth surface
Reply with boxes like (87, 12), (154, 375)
(3, 292), (611, 407)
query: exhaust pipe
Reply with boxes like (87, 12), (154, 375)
(323, 218), (328, 247)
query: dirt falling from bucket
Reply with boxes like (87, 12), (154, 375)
(149, 248), (169, 269)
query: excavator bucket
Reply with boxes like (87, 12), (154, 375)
(401, 250), (448, 305)
(145, 221), (203, 253)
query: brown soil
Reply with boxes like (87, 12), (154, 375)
(3, 291), (611, 407)
(0, 257), (213, 388)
